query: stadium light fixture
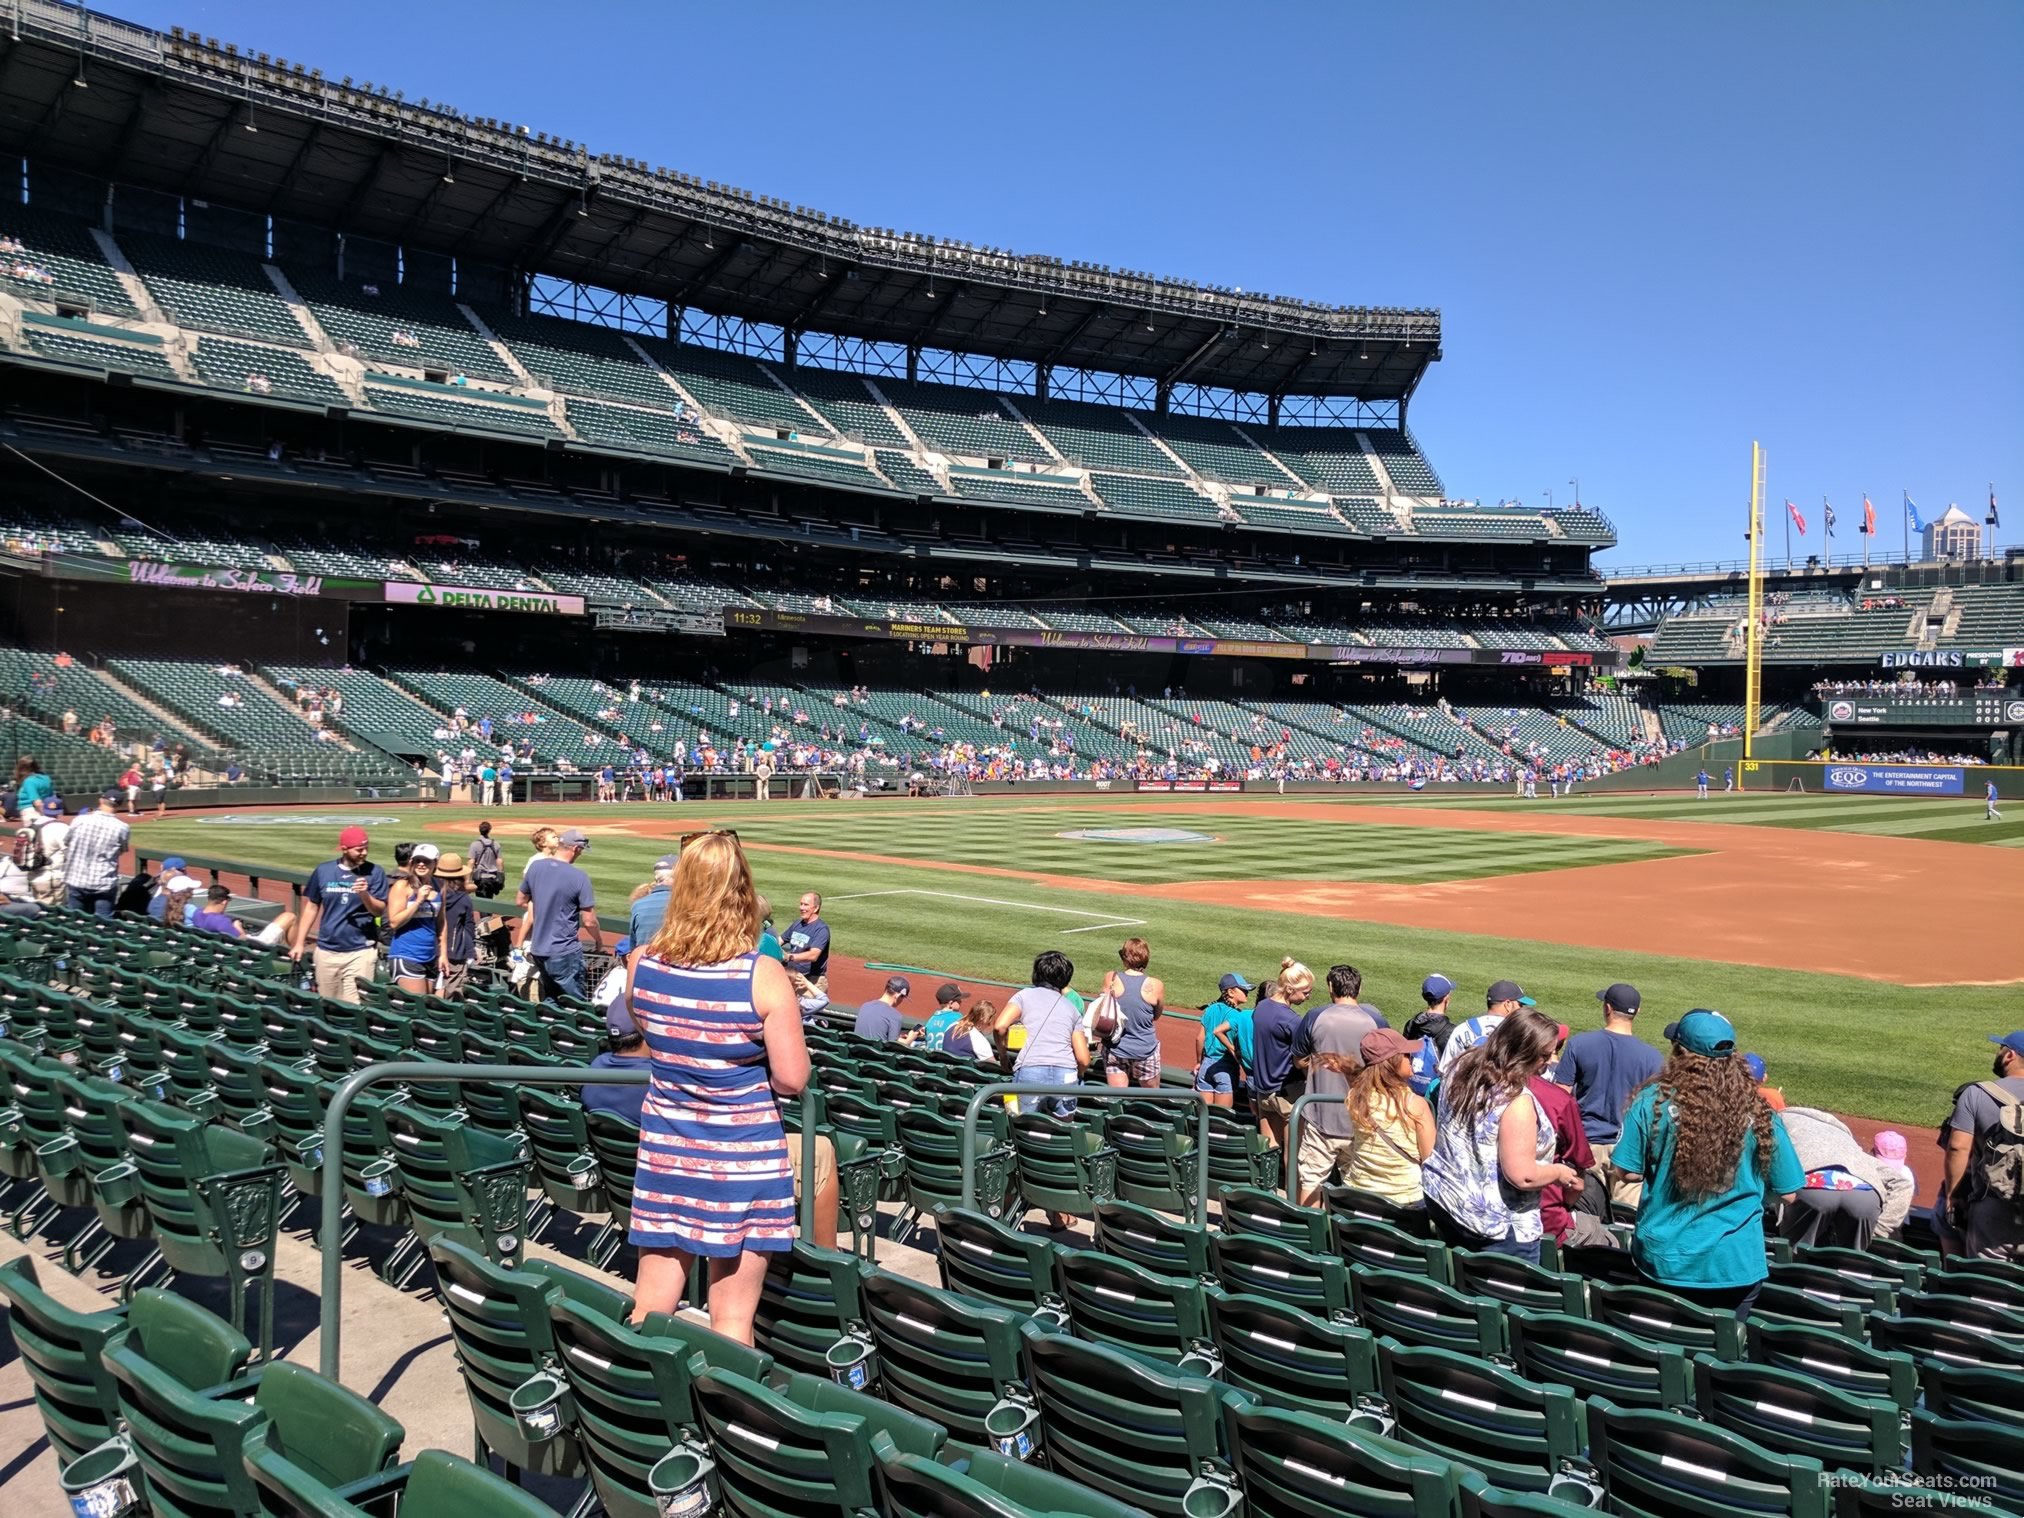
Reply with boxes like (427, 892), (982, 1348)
(244, 104), (258, 133)
(72, 56), (87, 88)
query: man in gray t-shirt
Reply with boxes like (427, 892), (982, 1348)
(1942, 1032), (2024, 1260)
(1290, 964), (1387, 1204)
(513, 829), (599, 1004)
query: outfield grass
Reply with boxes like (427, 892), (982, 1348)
(143, 795), (2022, 1126)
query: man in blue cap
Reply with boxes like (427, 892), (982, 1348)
(1940, 1032), (2024, 1261)
(1439, 979), (1535, 1073)
(1402, 973), (1457, 1096)
(1557, 982), (1664, 1209)
(582, 961), (650, 1126)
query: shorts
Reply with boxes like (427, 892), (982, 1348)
(1295, 1125), (1357, 1196)
(1193, 1056), (1238, 1095)
(786, 1132), (837, 1199)
(439, 961), (470, 999)
(388, 956), (436, 981)
(1257, 1091), (1295, 1124)
(1104, 1049), (1163, 1086)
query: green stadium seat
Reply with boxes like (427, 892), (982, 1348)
(373, 1103), (530, 1288)
(1351, 1267), (1507, 1357)
(1008, 1111), (1117, 1222)
(545, 1294), (773, 1518)
(1590, 1279), (1746, 1360)
(1870, 1312), (2024, 1372)
(1457, 1473), (1610, 1518)
(1744, 1320), (1919, 1410)
(1790, 1244), (1928, 1293)
(1908, 1410), (2024, 1514)
(427, 1236), (630, 1479)
(0, 1254), (130, 1466)
(1896, 1287), (2024, 1341)
(1217, 1183), (1331, 1252)
(243, 1445), (561, 1518)
(1583, 1396), (1833, 1518)
(1092, 1197), (1215, 1277)
(1452, 1250), (1588, 1315)
(752, 1240), (873, 1379)
(1691, 1354), (1903, 1476)
(1828, 1477), (2011, 1518)
(935, 1206), (1065, 1319)
(1019, 1321), (1232, 1516)
(1372, 1338), (1583, 1492)
(1051, 1243), (1215, 1366)
(1324, 1182), (1435, 1237)
(118, 1097), (284, 1355)
(1209, 1229), (1354, 1318)
(874, 1441), (1151, 1518)
(1222, 1397), (1468, 1518)
(1505, 1306), (1694, 1410)
(1104, 1110), (1196, 1214)
(1206, 1288), (1379, 1419)
(1914, 1360), (2024, 1432)
(1333, 1213), (1455, 1281)
(859, 1266), (1033, 1446)
(690, 1363), (949, 1518)
(585, 1109), (641, 1270)
(102, 1291), (399, 1518)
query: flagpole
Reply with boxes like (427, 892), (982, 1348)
(1784, 498), (1790, 569)
(1902, 490), (1910, 566)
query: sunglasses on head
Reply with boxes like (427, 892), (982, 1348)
(676, 828), (739, 849)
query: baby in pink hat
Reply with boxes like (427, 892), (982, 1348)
(1871, 1130), (1914, 1194)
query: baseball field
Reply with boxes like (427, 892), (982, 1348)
(134, 786), (2024, 1128)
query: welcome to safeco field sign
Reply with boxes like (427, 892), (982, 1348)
(382, 582), (586, 616)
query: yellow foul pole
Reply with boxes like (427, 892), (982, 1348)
(1743, 442), (1766, 760)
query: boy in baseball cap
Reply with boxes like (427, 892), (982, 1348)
(922, 982), (969, 1050)
(1438, 979), (1536, 1072)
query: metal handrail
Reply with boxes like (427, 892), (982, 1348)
(957, 1081), (1213, 1221)
(316, 1060), (823, 1382)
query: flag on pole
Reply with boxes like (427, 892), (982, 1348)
(1905, 494), (1924, 533)
(1786, 500), (1807, 535)
(1990, 485), (2001, 529)
(1862, 496), (1877, 535)
(1823, 499), (1836, 537)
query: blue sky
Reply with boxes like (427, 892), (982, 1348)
(116, 1), (2020, 566)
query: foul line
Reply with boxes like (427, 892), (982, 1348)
(828, 887), (1145, 936)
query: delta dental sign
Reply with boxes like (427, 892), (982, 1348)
(382, 582), (585, 616)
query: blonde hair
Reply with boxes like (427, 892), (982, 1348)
(531, 826), (559, 855)
(1278, 956), (1314, 1002)
(644, 832), (760, 967)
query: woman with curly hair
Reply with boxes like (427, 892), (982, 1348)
(1612, 1010), (1803, 1318)
(1422, 1009), (1581, 1262)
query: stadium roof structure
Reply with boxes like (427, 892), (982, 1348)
(0, 1), (1441, 404)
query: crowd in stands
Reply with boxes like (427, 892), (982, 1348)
(0, 230), (59, 286)
(1808, 744), (1991, 766)
(1812, 677), (2004, 698)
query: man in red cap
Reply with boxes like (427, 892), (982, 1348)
(290, 825), (387, 1003)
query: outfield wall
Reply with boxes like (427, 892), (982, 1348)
(1740, 759), (2024, 798)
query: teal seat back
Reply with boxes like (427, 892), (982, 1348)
(1008, 1112), (1110, 1218)
(691, 1365), (947, 1518)
(1052, 1244), (1212, 1365)
(1019, 1322), (1232, 1516)
(546, 1297), (772, 1518)
(751, 1240), (871, 1377)
(1350, 1267), (1506, 1358)
(1584, 1396), (1833, 1518)
(874, 1442), (1151, 1518)
(1092, 1198), (1214, 1278)
(0, 1254), (129, 1465)
(1206, 1289), (1378, 1419)
(1211, 1230), (1352, 1318)
(1452, 1249), (1587, 1315)
(935, 1207), (1059, 1314)
(1223, 1398), (1466, 1518)
(1333, 1215), (1454, 1283)
(1505, 1307), (1693, 1411)
(1589, 1280), (1746, 1360)
(1743, 1320), (1919, 1412)
(859, 1267), (1030, 1443)
(1908, 1410), (2024, 1513)
(1691, 1355), (1902, 1477)
(1216, 1183), (1329, 1252)
(1374, 1337), (1582, 1493)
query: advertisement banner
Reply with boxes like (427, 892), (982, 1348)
(384, 582), (585, 616)
(1135, 780), (1245, 793)
(1825, 701), (1891, 725)
(1822, 764), (1966, 796)
(126, 561), (333, 597)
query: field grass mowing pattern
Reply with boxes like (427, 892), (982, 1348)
(1373, 788), (2024, 845)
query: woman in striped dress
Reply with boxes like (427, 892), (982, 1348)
(624, 831), (809, 1344)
